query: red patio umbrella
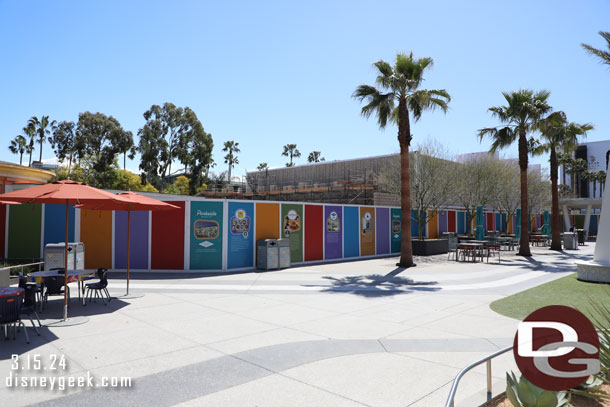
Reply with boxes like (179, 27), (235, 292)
(76, 191), (179, 296)
(0, 180), (132, 321)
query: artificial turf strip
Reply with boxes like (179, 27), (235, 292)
(490, 273), (610, 321)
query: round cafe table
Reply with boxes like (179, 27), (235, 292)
(0, 287), (24, 298)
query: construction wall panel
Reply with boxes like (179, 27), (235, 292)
(448, 210), (456, 233)
(375, 207), (389, 254)
(80, 209), (112, 269)
(344, 206), (359, 257)
(227, 202), (254, 269)
(8, 204), (42, 259)
(115, 211), (149, 270)
(304, 205), (323, 261)
(151, 201), (185, 270)
(360, 207), (375, 256)
(324, 205), (343, 260)
(44, 204), (75, 246)
(281, 203), (304, 263)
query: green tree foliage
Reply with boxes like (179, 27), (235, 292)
(137, 102), (212, 192)
(165, 175), (191, 195)
(478, 89), (551, 256)
(222, 140), (240, 181)
(28, 116), (56, 163)
(76, 112), (133, 186)
(257, 162), (268, 171)
(49, 121), (78, 173)
(307, 151), (325, 163)
(8, 135), (27, 165)
(353, 52), (450, 267)
(282, 144), (301, 167)
(582, 31), (610, 69)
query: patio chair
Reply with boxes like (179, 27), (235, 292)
(486, 243), (501, 263)
(0, 295), (29, 343)
(447, 236), (459, 261)
(20, 284), (42, 335)
(84, 268), (111, 305)
(43, 276), (70, 310)
(19, 275), (44, 310)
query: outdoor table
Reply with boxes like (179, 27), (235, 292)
(29, 269), (96, 306)
(0, 286), (24, 298)
(457, 242), (484, 262)
(496, 237), (515, 251)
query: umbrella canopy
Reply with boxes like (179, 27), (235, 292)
(75, 191), (179, 296)
(0, 180), (132, 320)
(542, 210), (551, 237)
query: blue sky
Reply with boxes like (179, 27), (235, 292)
(1, 0), (609, 179)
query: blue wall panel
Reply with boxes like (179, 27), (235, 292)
(457, 211), (466, 234)
(344, 206), (359, 258)
(44, 204), (75, 246)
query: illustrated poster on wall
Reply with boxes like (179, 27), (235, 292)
(227, 202), (254, 269)
(190, 201), (223, 270)
(281, 204), (303, 263)
(360, 207), (375, 256)
(324, 206), (342, 259)
(391, 208), (401, 253)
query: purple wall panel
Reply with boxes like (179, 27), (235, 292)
(115, 211), (149, 269)
(324, 206), (342, 260)
(376, 208), (390, 254)
(438, 211), (448, 234)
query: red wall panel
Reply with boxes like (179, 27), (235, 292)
(0, 205), (5, 258)
(304, 205), (323, 261)
(151, 201), (185, 270)
(448, 210), (456, 233)
(486, 213), (494, 231)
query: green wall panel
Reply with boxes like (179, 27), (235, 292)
(8, 203), (42, 259)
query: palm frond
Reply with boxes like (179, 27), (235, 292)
(407, 89), (450, 121)
(360, 91), (395, 128)
(373, 60), (394, 88)
(352, 85), (379, 101)
(582, 31), (610, 68)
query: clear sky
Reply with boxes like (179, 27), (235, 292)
(1, 0), (609, 179)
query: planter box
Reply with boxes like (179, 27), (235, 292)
(412, 239), (448, 256)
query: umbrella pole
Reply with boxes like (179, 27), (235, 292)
(126, 210), (131, 295)
(63, 202), (69, 321)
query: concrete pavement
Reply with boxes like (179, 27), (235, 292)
(0, 243), (596, 407)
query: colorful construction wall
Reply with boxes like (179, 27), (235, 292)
(3, 197), (584, 272)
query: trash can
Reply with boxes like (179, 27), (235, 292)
(563, 233), (578, 250)
(576, 229), (585, 246)
(0, 268), (9, 287)
(257, 239), (279, 270)
(278, 239), (291, 269)
(44, 242), (85, 271)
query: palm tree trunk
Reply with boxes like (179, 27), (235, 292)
(228, 162), (232, 182)
(518, 130), (531, 256)
(398, 97), (414, 267)
(28, 143), (33, 166)
(19, 153), (23, 166)
(549, 149), (561, 251)
(39, 136), (43, 162)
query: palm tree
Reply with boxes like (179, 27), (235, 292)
(28, 115), (56, 163)
(282, 144), (301, 167)
(257, 162), (268, 171)
(9, 135), (27, 165)
(354, 52), (450, 267)
(582, 31), (610, 68)
(478, 90), (551, 256)
(222, 140), (240, 182)
(307, 151), (325, 163)
(598, 171), (607, 197)
(24, 124), (36, 166)
(535, 111), (593, 251)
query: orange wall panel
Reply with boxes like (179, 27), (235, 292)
(80, 209), (112, 269)
(255, 203), (279, 241)
(428, 210), (438, 238)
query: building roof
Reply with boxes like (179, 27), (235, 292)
(0, 161), (56, 184)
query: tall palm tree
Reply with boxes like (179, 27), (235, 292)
(354, 52), (450, 267)
(535, 111), (593, 251)
(599, 171), (607, 197)
(222, 140), (240, 181)
(582, 31), (610, 68)
(478, 90), (551, 256)
(282, 144), (301, 167)
(307, 151), (325, 163)
(28, 115), (56, 163)
(9, 135), (27, 165)
(23, 124), (36, 166)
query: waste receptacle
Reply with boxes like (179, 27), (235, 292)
(563, 233), (578, 250)
(278, 239), (291, 269)
(0, 268), (9, 287)
(257, 239), (279, 270)
(576, 229), (585, 246)
(44, 242), (85, 271)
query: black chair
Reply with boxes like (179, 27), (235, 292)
(43, 276), (70, 310)
(19, 275), (44, 311)
(0, 295), (29, 343)
(84, 268), (110, 305)
(20, 284), (42, 335)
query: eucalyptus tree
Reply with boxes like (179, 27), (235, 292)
(28, 115), (56, 163)
(8, 135), (27, 165)
(534, 111), (593, 250)
(307, 151), (325, 163)
(187, 129), (214, 194)
(282, 144), (301, 167)
(49, 121), (77, 173)
(222, 140), (240, 181)
(582, 31), (610, 68)
(478, 90), (551, 256)
(353, 52), (450, 267)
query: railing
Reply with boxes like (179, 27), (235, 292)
(0, 261), (44, 276)
(444, 345), (513, 407)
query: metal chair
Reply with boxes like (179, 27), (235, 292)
(20, 284), (42, 335)
(43, 276), (70, 310)
(0, 295), (29, 343)
(447, 236), (459, 261)
(84, 268), (111, 305)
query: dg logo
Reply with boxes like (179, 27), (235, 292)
(513, 305), (600, 391)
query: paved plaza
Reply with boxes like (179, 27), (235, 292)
(0, 244), (596, 407)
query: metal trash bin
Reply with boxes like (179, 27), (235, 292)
(44, 242), (85, 271)
(257, 239), (279, 270)
(576, 229), (585, 246)
(563, 233), (578, 250)
(278, 239), (291, 269)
